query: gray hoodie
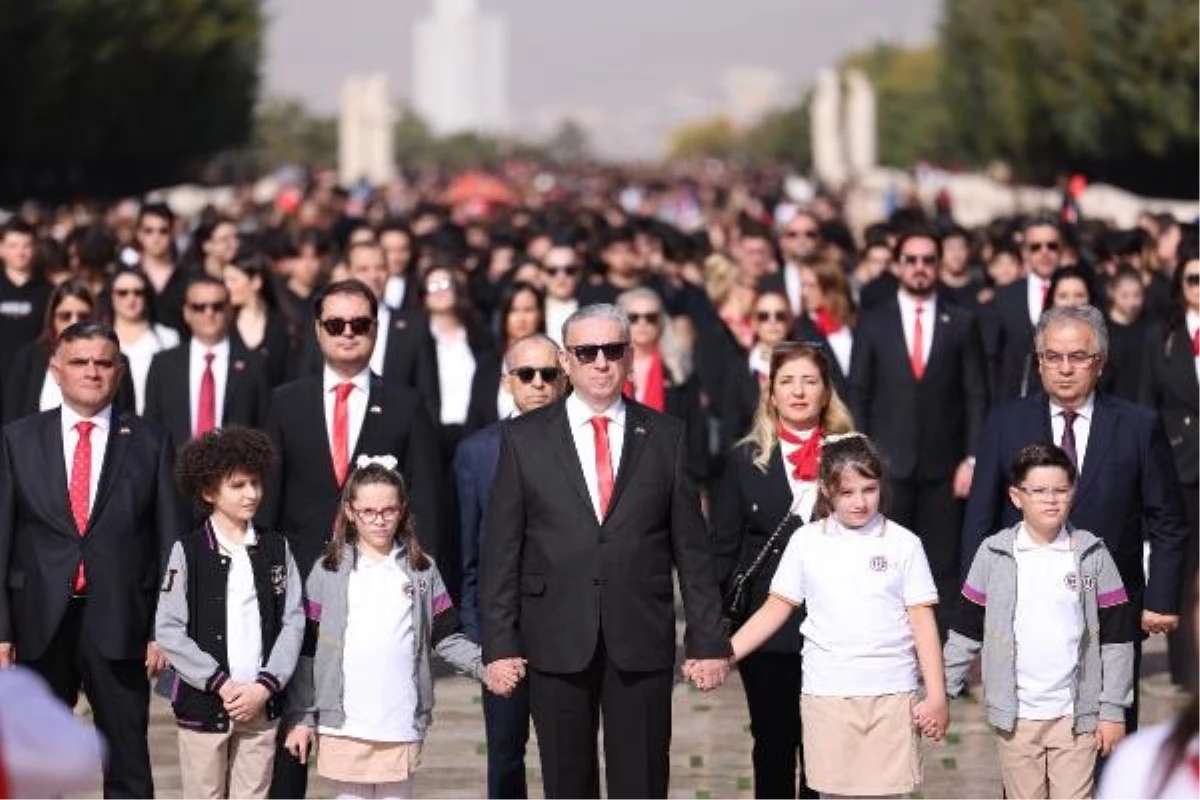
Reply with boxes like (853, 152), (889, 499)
(943, 524), (1137, 735)
(285, 544), (486, 736)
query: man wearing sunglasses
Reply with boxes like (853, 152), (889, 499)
(143, 275), (270, 452)
(759, 210), (821, 316)
(481, 304), (731, 798)
(454, 333), (567, 799)
(259, 278), (443, 798)
(984, 213), (1068, 400)
(542, 244), (581, 346)
(134, 203), (187, 335)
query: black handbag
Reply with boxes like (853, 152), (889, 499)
(725, 512), (802, 629)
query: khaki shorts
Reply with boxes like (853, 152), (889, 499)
(800, 692), (922, 795)
(996, 716), (1095, 799)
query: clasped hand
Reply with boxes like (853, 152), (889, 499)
(484, 657), (527, 697)
(681, 658), (730, 692)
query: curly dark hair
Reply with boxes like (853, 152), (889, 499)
(175, 426), (277, 509)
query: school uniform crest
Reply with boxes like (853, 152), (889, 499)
(271, 565), (286, 595)
(1064, 572), (1079, 592)
(868, 556), (888, 572)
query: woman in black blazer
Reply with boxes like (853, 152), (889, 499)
(3, 279), (136, 425)
(1140, 241), (1200, 687)
(223, 250), (298, 388)
(710, 342), (855, 799)
(719, 289), (795, 453)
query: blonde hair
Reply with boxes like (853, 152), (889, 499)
(704, 252), (737, 306)
(804, 257), (857, 326)
(741, 343), (855, 472)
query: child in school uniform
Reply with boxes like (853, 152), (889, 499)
(156, 427), (306, 799)
(283, 456), (506, 800)
(728, 432), (948, 798)
(944, 443), (1137, 800)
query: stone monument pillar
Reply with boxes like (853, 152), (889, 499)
(339, 73), (395, 186)
(844, 69), (876, 179)
(811, 68), (847, 189)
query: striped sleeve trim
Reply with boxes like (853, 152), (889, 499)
(205, 670), (229, 694)
(1097, 587), (1129, 608)
(256, 671), (283, 695)
(961, 583), (987, 606)
(432, 591), (453, 616)
(303, 598), (322, 621)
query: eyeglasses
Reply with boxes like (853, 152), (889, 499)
(1017, 486), (1072, 501)
(350, 505), (403, 525)
(139, 226), (169, 236)
(1185, 274), (1200, 287)
(900, 254), (938, 266)
(509, 366), (562, 384)
(543, 265), (580, 278)
(55, 310), (90, 324)
(425, 278), (455, 294)
(63, 357), (117, 370)
(784, 229), (818, 240)
(567, 342), (629, 364)
(756, 311), (789, 323)
(1038, 350), (1100, 367)
(186, 301), (227, 315)
(113, 288), (145, 298)
(627, 312), (660, 325)
(320, 316), (374, 337)
(1026, 240), (1061, 253)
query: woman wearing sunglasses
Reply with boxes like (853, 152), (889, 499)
(719, 290), (795, 453)
(99, 267), (180, 414)
(3, 279), (135, 425)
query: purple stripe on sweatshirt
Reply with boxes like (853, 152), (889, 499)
(303, 598), (322, 621)
(961, 583), (987, 606)
(432, 591), (453, 615)
(1097, 587), (1128, 608)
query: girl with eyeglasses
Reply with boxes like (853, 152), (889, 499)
(100, 267), (181, 415)
(2, 279), (135, 425)
(283, 459), (494, 800)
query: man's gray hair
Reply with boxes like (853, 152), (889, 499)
(1035, 304), (1109, 357)
(561, 303), (630, 345)
(502, 333), (560, 371)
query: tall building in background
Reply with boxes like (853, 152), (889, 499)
(413, 0), (508, 136)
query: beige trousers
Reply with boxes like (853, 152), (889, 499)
(995, 716), (1096, 799)
(177, 715), (278, 799)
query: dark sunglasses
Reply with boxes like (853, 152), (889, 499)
(1026, 240), (1061, 253)
(543, 265), (580, 278)
(756, 311), (789, 323)
(139, 226), (169, 236)
(627, 312), (660, 325)
(1185, 274), (1200, 287)
(900, 254), (938, 266)
(113, 288), (145, 298)
(186, 301), (227, 315)
(508, 366), (562, 384)
(784, 229), (818, 240)
(568, 342), (628, 364)
(320, 316), (374, 337)
(55, 310), (90, 323)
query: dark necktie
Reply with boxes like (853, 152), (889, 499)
(1060, 409), (1078, 470)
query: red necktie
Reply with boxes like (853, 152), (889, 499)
(777, 425), (823, 481)
(195, 351), (216, 437)
(1192, 328), (1199, 357)
(910, 302), (926, 380)
(590, 416), (614, 518)
(331, 382), (355, 486)
(1041, 279), (1050, 313)
(69, 421), (95, 593)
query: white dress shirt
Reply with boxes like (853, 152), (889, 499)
(371, 306), (392, 377)
(39, 370), (63, 412)
(122, 324), (180, 415)
(779, 432), (819, 523)
(60, 403), (111, 520)
(384, 275), (408, 310)
(1187, 309), (1200, 384)
(323, 365), (371, 462)
(545, 297), (579, 346)
(211, 521), (263, 686)
(188, 337), (230, 434)
(897, 290), (936, 368)
(783, 263), (802, 316)
(1049, 393), (1094, 473)
(825, 327), (853, 378)
(565, 392), (626, 521)
(747, 346), (770, 381)
(432, 324), (476, 426)
(1027, 274), (1051, 327)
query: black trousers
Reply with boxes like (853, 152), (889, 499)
(887, 475), (961, 637)
(1168, 483), (1199, 687)
(268, 728), (307, 799)
(24, 598), (153, 799)
(482, 677), (531, 798)
(738, 651), (817, 799)
(528, 637), (673, 799)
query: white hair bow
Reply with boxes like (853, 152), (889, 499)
(821, 431), (868, 446)
(355, 454), (399, 471)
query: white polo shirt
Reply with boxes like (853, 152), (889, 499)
(211, 521), (263, 686)
(769, 513), (938, 696)
(1012, 524), (1082, 719)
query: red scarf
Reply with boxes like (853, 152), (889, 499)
(777, 424), (822, 481)
(624, 351), (667, 412)
(812, 307), (843, 336)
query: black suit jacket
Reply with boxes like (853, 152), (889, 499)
(453, 422), (503, 643)
(480, 398), (730, 673)
(848, 296), (988, 480)
(791, 314), (850, 396)
(258, 374), (444, 574)
(1140, 323), (1199, 485)
(142, 339), (271, 448)
(961, 392), (1188, 614)
(0, 409), (184, 660)
(241, 310), (295, 389)
(981, 280), (1037, 401)
(1, 341), (137, 426)
(300, 307), (440, 420)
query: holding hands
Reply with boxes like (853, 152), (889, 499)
(485, 657), (527, 697)
(681, 658), (731, 692)
(912, 694), (949, 741)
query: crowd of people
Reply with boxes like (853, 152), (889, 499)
(0, 167), (1195, 800)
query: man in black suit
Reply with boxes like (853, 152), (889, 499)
(982, 213), (1065, 400)
(143, 275), (270, 447)
(260, 278), (443, 798)
(962, 304), (1188, 730)
(480, 304), (732, 799)
(848, 227), (989, 631)
(758, 210), (821, 316)
(299, 242), (440, 417)
(0, 322), (184, 798)
(456, 333), (569, 800)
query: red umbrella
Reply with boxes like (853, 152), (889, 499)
(442, 172), (520, 206)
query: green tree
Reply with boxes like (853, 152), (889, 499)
(543, 118), (593, 163)
(667, 116), (742, 160)
(254, 98), (337, 169)
(742, 91), (812, 167)
(0, 0), (263, 202)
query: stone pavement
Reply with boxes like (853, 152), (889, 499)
(67, 637), (1184, 799)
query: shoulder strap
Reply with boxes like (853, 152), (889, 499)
(732, 512), (801, 595)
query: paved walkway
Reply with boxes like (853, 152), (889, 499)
(68, 637), (1184, 798)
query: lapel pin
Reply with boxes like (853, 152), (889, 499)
(394, 319), (407, 330)
(940, 313), (950, 324)
(233, 359), (246, 371)
(635, 425), (647, 435)
(119, 426), (132, 435)
(369, 405), (383, 414)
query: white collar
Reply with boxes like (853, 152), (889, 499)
(898, 289), (936, 312)
(323, 365), (372, 394)
(1049, 393), (1095, 421)
(211, 519), (258, 552)
(1015, 523), (1072, 551)
(826, 512), (886, 537)
(61, 403), (113, 434)
(566, 391), (625, 429)
(189, 337), (230, 360)
(1186, 309), (1199, 332)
